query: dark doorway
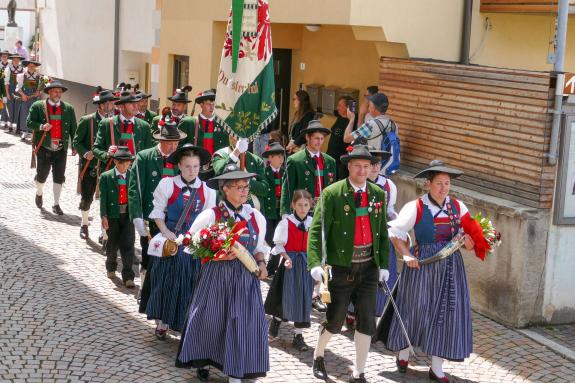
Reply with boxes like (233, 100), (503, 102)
(270, 48), (292, 138)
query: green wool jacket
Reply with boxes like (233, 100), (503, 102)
(307, 179), (389, 270)
(27, 100), (77, 151)
(261, 165), (284, 220)
(181, 116), (228, 153)
(93, 115), (154, 171)
(99, 168), (131, 219)
(140, 109), (157, 128)
(128, 146), (178, 221)
(73, 112), (104, 170)
(212, 147), (269, 204)
(280, 149), (337, 216)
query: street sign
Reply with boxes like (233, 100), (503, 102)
(564, 73), (575, 95)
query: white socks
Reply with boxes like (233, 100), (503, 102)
(155, 320), (168, 330)
(431, 356), (445, 378)
(81, 210), (90, 226)
(53, 183), (62, 205)
(294, 328), (303, 335)
(36, 181), (45, 196)
(313, 326), (333, 359)
(228, 378), (241, 383)
(352, 331), (371, 378)
(398, 347), (410, 361)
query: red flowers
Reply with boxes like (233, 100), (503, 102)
(460, 213), (501, 261)
(346, 146), (354, 153)
(186, 220), (247, 264)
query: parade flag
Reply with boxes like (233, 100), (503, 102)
(214, 0), (278, 141)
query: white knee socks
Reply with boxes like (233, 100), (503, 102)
(81, 210), (90, 226)
(313, 326), (333, 359)
(53, 183), (62, 205)
(431, 356), (445, 377)
(398, 347), (410, 361)
(294, 328), (303, 335)
(36, 181), (45, 196)
(352, 331), (371, 378)
(228, 378), (241, 383)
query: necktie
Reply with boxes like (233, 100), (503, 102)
(355, 189), (363, 208)
(294, 215), (307, 232)
(182, 179), (196, 194)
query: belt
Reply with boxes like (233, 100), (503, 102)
(352, 244), (373, 263)
(119, 204), (128, 214)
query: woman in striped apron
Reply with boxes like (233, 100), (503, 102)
(265, 189), (314, 351)
(385, 160), (475, 382)
(147, 144), (215, 339)
(176, 164), (270, 383)
(16, 59), (41, 138)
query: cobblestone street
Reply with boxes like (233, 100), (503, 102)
(1, 130), (575, 382)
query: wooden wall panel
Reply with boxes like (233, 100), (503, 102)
(379, 57), (555, 208)
(480, 1), (575, 13)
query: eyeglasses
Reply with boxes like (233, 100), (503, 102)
(230, 184), (251, 192)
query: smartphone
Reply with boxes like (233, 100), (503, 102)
(350, 101), (356, 113)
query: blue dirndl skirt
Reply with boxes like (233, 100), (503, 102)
(145, 246), (200, 332)
(386, 242), (473, 361)
(176, 258), (269, 379)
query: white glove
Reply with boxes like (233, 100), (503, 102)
(379, 269), (390, 282)
(2, 96), (6, 103)
(133, 218), (147, 237)
(310, 266), (325, 282)
(235, 138), (249, 154)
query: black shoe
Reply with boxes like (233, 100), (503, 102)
(349, 373), (368, 383)
(196, 368), (209, 381)
(312, 357), (328, 380)
(292, 334), (309, 351)
(52, 205), (64, 215)
(396, 358), (408, 373)
(429, 368), (450, 382)
(35, 194), (42, 209)
(80, 225), (89, 239)
(312, 296), (327, 312)
(98, 235), (103, 244)
(269, 318), (281, 338)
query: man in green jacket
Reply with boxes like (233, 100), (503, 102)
(27, 80), (77, 215)
(135, 89), (157, 128)
(307, 145), (389, 383)
(183, 89), (228, 154)
(93, 91), (154, 173)
(150, 86), (193, 147)
(73, 88), (118, 239)
(280, 120), (337, 216)
(128, 116), (186, 312)
(212, 135), (269, 210)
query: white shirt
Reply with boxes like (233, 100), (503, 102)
(15, 69), (39, 92)
(271, 214), (312, 255)
(4, 63), (21, 85)
(388, 194), (469, 241)
(114, 168), (128, 178)
(199, 113), (214, 121)
(47, 99), (61, 108)
(373, 175), (398, 219)
(348, 180), (367, 192)
(149, 175), (216, 221)
(119, 114), (135, 124)
(187, 202), (270, 256)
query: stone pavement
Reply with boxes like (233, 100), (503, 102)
(1, 129), (575, 382)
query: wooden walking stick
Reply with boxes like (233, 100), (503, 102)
(104, 118), (116, 171)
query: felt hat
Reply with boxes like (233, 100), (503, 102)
(112, 146), (135, 160)
(206, 164), (256, 190)
(168, 85), (193, 103)
(261, 142), (285, 158)
(195, 89), (216, 104)
(166, 143), (211, 166)
(414, 159), (464, 179)
(43, 80), (68, 94)
(152, 115), (188, 141)
(340, 144), (379, 165)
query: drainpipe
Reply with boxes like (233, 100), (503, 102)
(460, 0), (473, 65)
(548, 0), (569, 165)
(113, 0), (120, 87)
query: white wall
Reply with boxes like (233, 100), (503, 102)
(39, 0), (115, 88)
(120, 0), (154, 54)
(0, 10), (35, 52)
(118, 49), (149, 89)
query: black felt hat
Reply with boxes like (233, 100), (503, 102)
(168, 85), (193, 103)
(152, 115), (187, 141)
(340, 144), (379, 165)
(195, 89), (216, 104)
(261, 142), (285, 158)
(112, 146), (135, 160)
(93, 87), (119, 104)
(9, 53), (24, 60)
(166, 143), (211, 166)
(414, 159), (463, 179)
(23, 59), (41, 67)
(297, 120), (331, 138)
(43, 80), (68, 94)
(206, 164), (256, 190)
(115, 90), (142, 105)
(368, 146), (392, 163)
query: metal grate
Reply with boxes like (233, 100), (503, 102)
(0, 182), (35, 190)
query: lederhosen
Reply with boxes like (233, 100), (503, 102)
(18, 71), (40, 132)
(79, 113), (102, 211)
(35, 102), (67, 185)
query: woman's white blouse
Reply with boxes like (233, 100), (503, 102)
(148, 176), (216, 220)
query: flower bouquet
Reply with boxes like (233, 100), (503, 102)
(38, 75), (51, 93)
(183, 219), (261, 277)
(420, 212), (501, 265)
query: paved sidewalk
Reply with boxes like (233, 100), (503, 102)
(1, 129), (575, 382)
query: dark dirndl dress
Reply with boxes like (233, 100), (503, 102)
(384, 198), (473, 361)
(145, 183), (205, 332)
(176, 205), (269, 379)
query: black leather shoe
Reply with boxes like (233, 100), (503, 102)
(396, 358), (408, 373)
(349, 373), (368, 383)
(429, 368), (450, 382)
(312, 296), (327, 312)
(312, 357), (328, 380)
(52, 205), (64, 215)
(269, 318), (281, 338)
(35, 195), (42, 209)
(196, 368), (209, 381)
(292, 334), (309, 351)
(80, 225), (89, 239)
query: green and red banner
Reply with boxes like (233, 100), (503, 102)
(214, 0), (277, 141)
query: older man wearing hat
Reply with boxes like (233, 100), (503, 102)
(129, 115), (187, 312)
(307, 145), (389, 383)
(280, 120), (337, 217)
(184, 89), (228, 155)
(93, 90), (154, 173)
(73, 87), (119, 239)
(16, 58), (43, 139)
(27, 80), (77, 215)
(3, 53), (23, 131)
(134, 88), (157, 127)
